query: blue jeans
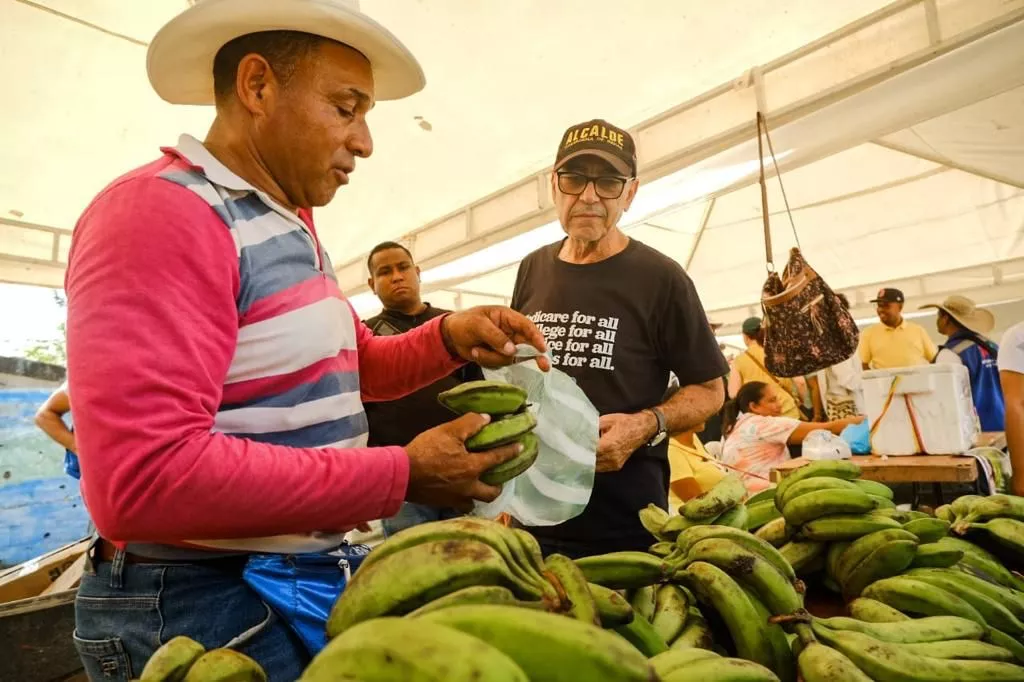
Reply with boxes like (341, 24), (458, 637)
(381, 502), (462, 539)
(73, 541), (309, 681)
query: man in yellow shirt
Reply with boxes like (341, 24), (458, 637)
(859, 288), (938, 370)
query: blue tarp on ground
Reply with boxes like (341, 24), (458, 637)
(0, 388), (89, 567)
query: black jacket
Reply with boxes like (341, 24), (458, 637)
(362, 305), (484, 447)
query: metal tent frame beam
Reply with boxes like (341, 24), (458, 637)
(333, 0), (1024, 298)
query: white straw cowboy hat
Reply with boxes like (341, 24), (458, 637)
(147, 0), (425, 105)
(919, 295), (995, 336)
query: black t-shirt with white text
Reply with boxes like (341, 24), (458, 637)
(511, 238), (728, 552)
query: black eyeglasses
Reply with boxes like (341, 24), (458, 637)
(556, 171), (632, 199)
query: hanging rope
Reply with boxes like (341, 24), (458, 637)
(757, 112), (803, 250)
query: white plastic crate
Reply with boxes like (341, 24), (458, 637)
(862, 364), (978, 456)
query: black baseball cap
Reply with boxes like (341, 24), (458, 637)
(871, 288), (905, 304)
(554, 119), (637, 177)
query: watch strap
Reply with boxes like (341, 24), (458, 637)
(646, 407), (667, 446)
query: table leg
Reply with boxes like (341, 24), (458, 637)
(932, 483), (944, 506)
(911, 483), (920, 509)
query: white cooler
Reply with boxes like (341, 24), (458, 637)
(862, 364), (978, 456)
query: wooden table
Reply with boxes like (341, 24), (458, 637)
(769, 432), (1004, 506)
(976, 432), (1006, 449)
(771, 454), (980, 507)
(771, 455), (977, 485)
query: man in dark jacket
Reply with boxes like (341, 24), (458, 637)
(363, 241), (484, 536)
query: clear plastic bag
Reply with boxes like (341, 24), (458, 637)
(803, 429), (853, 461)
(471, 345), (599, 526)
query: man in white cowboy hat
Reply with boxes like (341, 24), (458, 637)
(63, 1), (549, 678)
(921, 295), (1004, 431)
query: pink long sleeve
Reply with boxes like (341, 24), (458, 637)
(65, 169), (408, 544)
(353, 311), (465, 402)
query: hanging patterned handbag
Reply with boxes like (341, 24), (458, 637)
(755, 112), (860, 378)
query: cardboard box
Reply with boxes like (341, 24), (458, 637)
(0, 538), (89, 604)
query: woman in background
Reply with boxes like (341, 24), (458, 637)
(35, 380), (78, 480)
(721, 381), (864, 493)
(729, 317), (804, 420)
(663, 383), (726, 510)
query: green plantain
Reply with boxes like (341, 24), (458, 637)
(852, 479), (894, 500)
(575, 552), (673, 590)
(903, 517), (951, 544)
(796, 640), (872, 682)
(140, 636), (205, 682)
(545, 554), (600, 626)
(902, 640), (1017, 662)
(682, 473), (746, 521)
(846, 597), (910, 623)
(650, 584), (690, 644)
(777, 476), (859, 511)
(773, 460), (862, 511)
(812, 623), (1024, 682)
(675, 525), (797, 583)
(862, 576), (985, 625)
(755, 517), (794, 548)
(405, 585), (518, 617)
(800, 513), (902, 542)
(909, 543), (963, 569)
(613, 610), (670, 657)
(303, 616), (528, 682)
(670, 606), (715, 650)
(588, 582), (634, 627)
(680, 538), (803, 616)
(327, 539), (533, 637)
(813, 614), (985, 643)
(639, 503), (671, 541)
(781, 489), (875, 527)
(778, 539), (827, 575)
(679, 562), (776, 671)
(437, 380), (528, 416)
(480, 432), (539, 485)
(464, 411), (537, 451)
(418, 605), (655, 681)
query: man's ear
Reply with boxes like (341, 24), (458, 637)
(234, 53), (279, 117)
(367, 276), (375, 293)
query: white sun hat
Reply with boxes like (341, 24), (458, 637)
(146, 0), (425, 105)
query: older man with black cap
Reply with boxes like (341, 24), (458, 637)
(64, 1), (549, 677)
(922, 295), (1004, 431)
(859, 287), (938, 370)
(510, 119), (728, 558)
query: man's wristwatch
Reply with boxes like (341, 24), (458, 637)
(645, 407), (668, 447)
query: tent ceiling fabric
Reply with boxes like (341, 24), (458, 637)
(878, 87), (1024, 188)
(0, 0), (893, 288)
(1, 0), (1022, 328)
(437, 85), (1024, 328)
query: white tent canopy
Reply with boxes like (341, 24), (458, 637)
(1, 0), (1023, 333)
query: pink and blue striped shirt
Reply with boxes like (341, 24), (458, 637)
(65, 134), (463, 555)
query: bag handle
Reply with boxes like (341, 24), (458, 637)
(744, 350), (799, 404)
(755, 112), (802, 271)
